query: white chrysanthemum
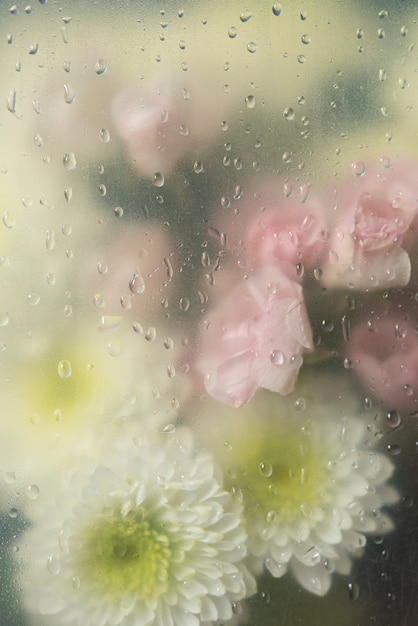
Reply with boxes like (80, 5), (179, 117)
(20, 423), (256, 626)
(194, 387), (399, 597)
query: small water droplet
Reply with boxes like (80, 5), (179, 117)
(386, 410), (401, 429)
(63, 83), (75, 104)
(107, 340), (122, 357)
(95, 59), (107, 75)
(301, 34), (311, 44)
(270, 350), (284, 365)
(259, 462), (273, 477)
(63, 152), (76, 171)
(114, 206), (124, 217)
(29, 42), (39, 55)
(99, 315), (122, 332)
(145, 327), (157, 342)
(348, 582), (359, 601)
(351, 161), (366, 177)
(321, 319), (334, 332)
(228, 26), (238, 38)
(99, 128), (110, 143)
(272, 3), (282, 16)
(152, 172), (165, 187)
(193, 161), (204, 174)
(246, 41), (257, 53)
(129, 272), (145, 295)
(179, 297), (190, 312)
(33, 134), (44, 147)
(283, 106), (295, 120)
(57, 360), (72, 379)
(8, 508), (18, 519)
(0, 312), (10, 327)
(297, 54), (306, 64)
(98, 183), (107, 197)
(26, 484), (40, 500)
(6, 90), (16, 114)
(386, 444), (401, 456)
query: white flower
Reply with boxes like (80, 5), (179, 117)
(194, 388), (399, 597)
(20, 422), (256, 626)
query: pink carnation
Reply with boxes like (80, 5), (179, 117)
(197, 266), (313, 408)
(246, 187), (326, 280)
(346, 313), (418, 416)
(322, 157), (418, 289)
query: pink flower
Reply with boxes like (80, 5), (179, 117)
(346, 313), (418, 416)
(197, 266), (313, 408)
(322, 157), (418, 289)
(246, 184), (326, 280)
(89, 223), (176, 317)
(112, 81), (229, 177)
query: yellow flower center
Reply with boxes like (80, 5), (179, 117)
(79, 509), (172, 600)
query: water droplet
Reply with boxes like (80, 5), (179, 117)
(228, 26), (238, 39)
(270, 350), (284, 365)
(351, 161), (366, 177)
(46, 554), (60, 575)
(29, 42), (39, 55)
(386, 410), (401, 429)
(179, 39), (186, 50)
(27, 484), (40, 500)
(297, 54), (306, 64)
(348, 582), (359, 601)
(301, 34), (311, 44)
(114, 206), (124, 218)
(95, 59), (107, 75)
(220, 195), (230, 209)
(0, 312), (10, 327)
(259, 462), (273, 477)
(6, 90), (16, 114)
(129, 272), (145, 295)
(152, 172), (165, 187)
(2, 212), (15, 229)
(283, 107), (295, 121)
(63, 83), (75, 104)
(403, 384), (414, 397)
(245, 94), (255, 109)
(98, 183), (107, 197)
(321, 319), (334, 332)
(231, 484), (243, 503)
(99, 315), (122, 332)
(107, 341), (122, 357)
(179, 297), (190, 312)
(193, 161), (204, 174)
(99, 128), (110, 143)
(63, 152), (76, 171)
(57, 360), (72, 379)
(8, 508), (18, 519)
(247, 41), (257, 53)
(240, 10), (252, 22)
(386, 444), (401, 456)
(33, 134), (44, 147)
(145, 327), (157, 342)
(272, 3), (282, 16)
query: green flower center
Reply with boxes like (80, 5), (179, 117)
(24, 342), (101, 429)
(229, 427), (332, 524)
(80, 509), (172, 600)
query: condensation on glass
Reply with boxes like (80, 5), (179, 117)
(0, 2), (417, 625)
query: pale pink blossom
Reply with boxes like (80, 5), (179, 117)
(90, 223), (176, 316)
(346, 313), (418, 415)
(197, 267), (313, 408)
(112, 81), (229, 177)
(207, 180), (326, 281)
(322, 157), (418, 289)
